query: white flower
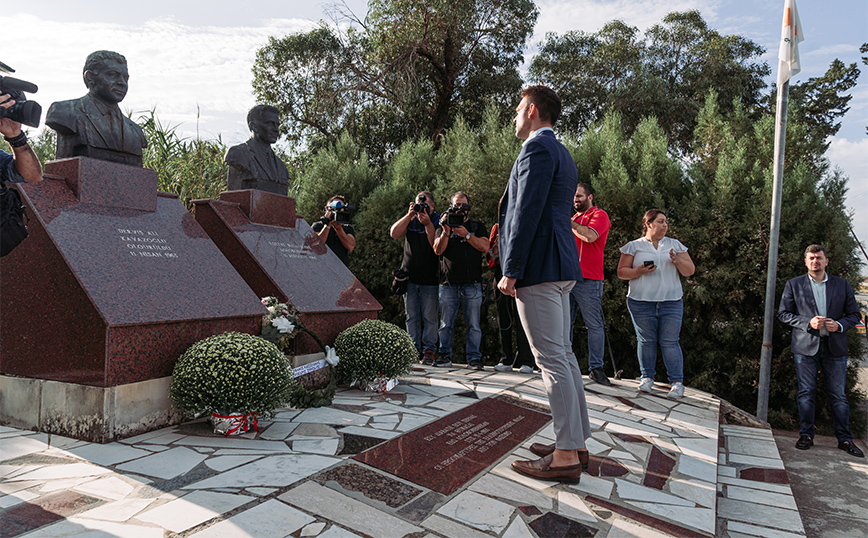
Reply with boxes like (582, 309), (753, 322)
(267, 306), (277, 315)
(325, 346), (340, 367)
(272, 316), (295, 334)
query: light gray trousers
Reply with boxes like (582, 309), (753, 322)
(516, 280), (591, 450)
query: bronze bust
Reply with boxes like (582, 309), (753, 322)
(46, 50), (147, 167)
(224, 105), (289, 195)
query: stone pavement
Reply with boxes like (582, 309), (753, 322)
(0, 365), (819, 538)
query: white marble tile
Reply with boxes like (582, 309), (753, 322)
(204, 455), (262, 472)
(136, 490), (253, 533)
(667, 477), (716, 508)
(437, 490), (514, 533)
(607, 518), (678, 538)
(0, 479), (40, 495)
(0, 464), (42, 480)
(23, 517), (164, 538)
(211, 449), (291, 456)
(672, 437), (718, 463)
(727, 436), (779, 456)
(567, 474), (614, 499)
(726, 484), (798, 509)
(371, 414), (400, 423)
(624, 502), (715, 534)
(116, 447), (208, 480)
(245, 487), (277, 496)
(401, 394), (439, 407)
(604, 422), (665, 438)
(292, 438), (340, 455)
(502, 516), (536, 538)
(727, 453), (785, 469)
(468, 474), (553, 511)
(421, 513), (496, 538)
(556, 490), (597, 522)
(727, 520), (809, 538)
(317, 525), (363, 538)
(190, 498), (314, 537)
(490, 454), (559, 493)
(718, 476), (794, 495)
(279, 481), (423, 538)
(259, 422), (298, 440)
(394, 415), (433, 432)
(336, 426), (400, 440)
(615, 479), (694, 506)
(585, 437), (611, 454)
(0, 433), (49, 462)
(73, 476), (136, 500)
(188, 454), (338, 489)
(718, 498), (804, 533)
(648, 436), (680, 453)
(0, 489), (38, 509)
(291, 407), (372, 426)
(607, 450), (636, 461)
(77, 498), (155, 522)
(676, 453), (717, 483)
(718, 465), (737, 477)
(12, 462), (112, 481)
(119, 429), (182, 445)
(301, 521), (327, 536)
(370, 422), (398, 430)
(66, 443), (152, 466)
(173, 437), (291, 451)
(40, 477), (91, 492)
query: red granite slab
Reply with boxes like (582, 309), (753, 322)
(353, 395), (551, 495)
(0, 158), (265, 386)
(643, 446), (676, 489)
(739, 467), (789, 484)
(193, 196), (381, 353)
(2, 491), (105, 537)
(584, 496), (710, 538)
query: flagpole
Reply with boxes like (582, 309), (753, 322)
(757, 78), (789, 422)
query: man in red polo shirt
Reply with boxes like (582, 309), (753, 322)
(569, 183), (611, 385)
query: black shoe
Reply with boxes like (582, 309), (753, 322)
(795, 435), (813, 450)
(467, 360), (484, 371)
(433, 354), (453, 368)
(838, 440), (865, 457)
(420, 350), (435, 366)
(589, 367), (611, 386)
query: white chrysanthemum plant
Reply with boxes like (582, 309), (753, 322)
(334, 319), (416, 392)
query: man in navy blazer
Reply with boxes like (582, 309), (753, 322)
(778, 244), (863, 457)
(498, 85), (590, 483)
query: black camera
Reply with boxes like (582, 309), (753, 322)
(412, 194), (429, 213)
(445, 202), (470, 227)
(320, 199), (354, 225)
(0, 72), (42, 128)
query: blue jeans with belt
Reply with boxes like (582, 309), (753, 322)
(438, 283), (482, 361)
(794, 344), (851, 442)
(626, 298), (684, 383)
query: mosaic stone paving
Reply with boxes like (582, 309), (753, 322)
(0, 366), (807, 537)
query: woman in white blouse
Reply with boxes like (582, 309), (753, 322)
(617, 209), (695, 398)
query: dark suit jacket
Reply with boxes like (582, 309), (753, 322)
(777, 273), (860, 356)
(46, 94), (147, 167)
(498, 129), (580, 288)
(224, 139), (289, 195)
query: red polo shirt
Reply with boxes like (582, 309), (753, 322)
(572, 206), (610, 280)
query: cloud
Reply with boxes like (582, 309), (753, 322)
(805, 44), (860, 56)
(828, 137), (868, 253)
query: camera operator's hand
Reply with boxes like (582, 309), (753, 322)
(0, 94), (24, 138)
(452, 225), (469, 239)
(0, 93), (41, 183)
(417, 208), (432, 227)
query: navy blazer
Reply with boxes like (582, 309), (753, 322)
(777, 273), (861, 356)
(498, 129), (581, 288)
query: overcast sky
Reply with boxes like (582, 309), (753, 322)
(5, 0), (866, 256)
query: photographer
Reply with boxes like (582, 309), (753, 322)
(433, 192), (489, 369)
(311, 195), (355, 267)
(1, 94), (42, 185)
(389, 191), (440, 364)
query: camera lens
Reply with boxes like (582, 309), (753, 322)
(412, 203), (422, 212)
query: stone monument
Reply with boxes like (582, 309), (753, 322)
(224, 105), (290, 194)
(46, 50), (147, 167)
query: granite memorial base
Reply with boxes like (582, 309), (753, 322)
(194, 190), (382, 353)
(0, 157), (267, 442)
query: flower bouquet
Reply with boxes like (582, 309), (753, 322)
(169, 332), (298, 435)
(334, 319), (416, 391)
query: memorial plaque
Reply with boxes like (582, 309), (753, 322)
(194, 190), (381, 353)
(0, 157), (265, 387)
(353, 395), (551, 495)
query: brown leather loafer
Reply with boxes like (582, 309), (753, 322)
(529, 443), (589, 470)
(512, 454), (582, 484)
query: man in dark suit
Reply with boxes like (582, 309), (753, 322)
(46, 51), (147, 167)
(498, 85), (590, 483)
(224, 105), (290, 195)
(778, 244), (863, 457)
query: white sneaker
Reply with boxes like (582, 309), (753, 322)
(668, 382), (684, 399)
(494, 364), (513, 372)
(518, 365), (534, 374)
(639, 377), (654, 392)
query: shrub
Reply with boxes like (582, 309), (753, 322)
(170, 332), (297, 418)
(333, 319), (417, 386)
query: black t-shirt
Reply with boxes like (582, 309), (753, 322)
(402, 212), (440, 286)
(438, 218), (487, 285)
(311, 222), (355, 267)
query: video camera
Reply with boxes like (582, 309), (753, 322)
(0, 63), (41, 128)
(320, 199), (355, 225)
(445, 203), (470, 227)
(412, 194), (429, 214)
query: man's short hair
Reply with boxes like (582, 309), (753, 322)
(451, 191), (470, 206)
(577, 183), (595, 197)
(247, 104), (279, 128)
(83, 50), (127, 77)
(326, 195), (346, 206)
(804, 244), (827, 257)
(520, 85), (562, 126)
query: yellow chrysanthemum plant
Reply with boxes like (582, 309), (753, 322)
(334, 319), (417, 391)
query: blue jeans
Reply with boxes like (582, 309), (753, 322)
(794, 347), (851, 442)
(569, 279), (605, 370)
(626, 298), (684, 383)
(438, 283), (483, 361)
(404, 282), (439, 354)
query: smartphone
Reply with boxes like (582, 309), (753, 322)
(643, 260), (655, 268)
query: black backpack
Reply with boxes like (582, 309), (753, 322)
(0, 180), (29, 257)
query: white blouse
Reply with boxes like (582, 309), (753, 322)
(619, 236), (688, 302)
